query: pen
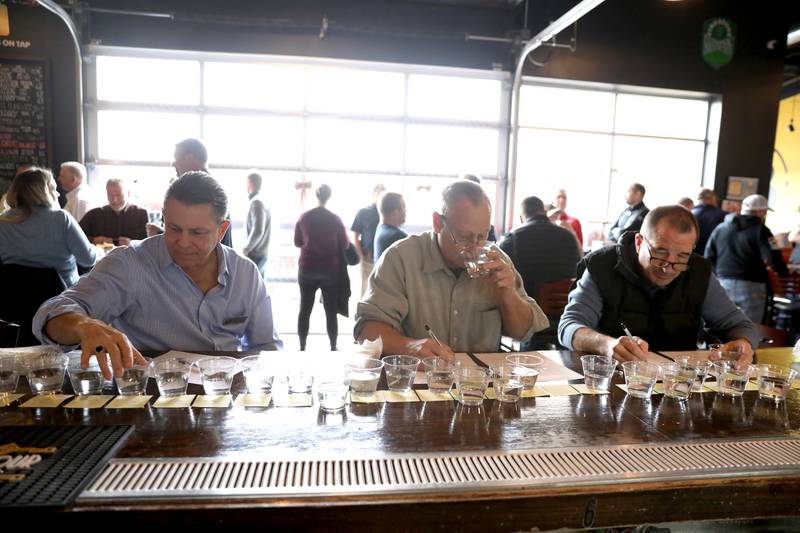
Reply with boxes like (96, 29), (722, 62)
(620, 322), (634, 342)
(424, 324), (443, 346)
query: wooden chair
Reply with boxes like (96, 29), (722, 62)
(754, 322), (788, 348)
(523, 277), (576, 350)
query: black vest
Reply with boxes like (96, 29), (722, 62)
(577, 233), (711, 351)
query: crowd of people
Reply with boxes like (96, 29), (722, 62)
(0, 136), (790, 378)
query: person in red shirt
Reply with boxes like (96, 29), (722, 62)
(553, 189), (583, 248)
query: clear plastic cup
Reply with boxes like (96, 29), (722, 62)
(240, 355), (275, 394)
(580, 355), (618, 392)
(621, 361), (660, 399)
(115, 359), (151, 396)
(196, 356), (238, 396)
(491, 364), (523, 403)
(0, 353), (19, 396)
(674, 355), (711, 393)
(421, 357), (457, 393)
(68, 356), (105, 396)
(26, 351), (69, 395)
(505, 354), (543, 391)
(660, 362), (696, 401)
(461, 242), (495, 279)
(345, 357), (384, 399)
(711, 360), (755, 397)
(383, 355), (420, 393)
(454, 367), (491, 406)
(754, 364), (797, 402)
(152, 358), (192, 398)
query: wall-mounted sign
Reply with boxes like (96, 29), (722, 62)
(703, 17), (736, 69)
(727, 176), (758, 200)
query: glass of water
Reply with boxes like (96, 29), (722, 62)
(461, 242), (496, 279)
(621, 361), (660, 399)
(196, 356), (239, 395)
(421, 357), (457, 393)
(26, 351), (69, 395)
(674, 355), (711, 393)
(344, 357), (384, 399)
(115, 358), (151, 396)
(505, 354), (543, 392)
(711, 360), (755, 397)
(660, 362), (697, 401)
(454, 367), (491, 406)
(316, 366), (349, 412)
(383, 355), (420, 393)
(240, 355), (275, 394)
(754, 364), (797, 403)
(580, 354), (618, 392)
(0, 354), (19, 397)
(152, 358), (192, 398)
(491, 364), (523, 403)
(68, 356), (105, 396)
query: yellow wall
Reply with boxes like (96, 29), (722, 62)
(769, 95), (800, 234)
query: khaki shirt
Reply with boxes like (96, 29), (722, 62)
(355, 231), (548, 353)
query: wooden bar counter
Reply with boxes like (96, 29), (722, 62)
(1, 350), (799, 530)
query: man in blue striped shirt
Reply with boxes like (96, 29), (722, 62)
(33, 172), (282, 379)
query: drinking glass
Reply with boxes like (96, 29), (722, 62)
(454, 367), (491, 406)
(287, 363), (314, 394)
(0, 354), (19, 397)
(115, 359), (151, 395)
(68, 356), (105, 396)
(491, 364), (523, 403)
(660, 362), (696, 401)
(621, 361), (660, 399)
(711, 360), (755, 397)
(674, 355), (711, 393)
(345, 357), (384, 399)
(26, 351), (69, 395)
(383, 355), (420, 393)
(461, 242), (496, 279)
(316, 370), (349, 412)
(580, 355), (617, 392)
(196, 356), (239, 396)
(152, 358), (192, 398)
(422, 357), (457, 393)
(754, 364), (797, 403)
(240, 355), (275, 394)
(505, 354), (543, 392)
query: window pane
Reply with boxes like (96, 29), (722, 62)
(203, 62), (305, 110)
(96, 56), (200, 105)
(307, 67), (405, 116)
(203, 115), (303, 167)
(519, 85), (615, 133)
(609, 136), (706, 217)
(97, 110), (200, 162)
(405, 125), (498, 175)
(306, 118), (403, 171)
(515, 128), (613, 232)
(407, 74), (501, 122)
(615, 94), (708, 139)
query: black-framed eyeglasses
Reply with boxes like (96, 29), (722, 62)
(643, 236), (690, 272)
(440, 214), (488, 249)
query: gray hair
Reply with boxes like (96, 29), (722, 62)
(441, 180), (489, 216)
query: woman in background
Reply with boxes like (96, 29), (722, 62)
(0, 167), (97, 287)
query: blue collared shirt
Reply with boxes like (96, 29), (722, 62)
(33, 235), (283, 352)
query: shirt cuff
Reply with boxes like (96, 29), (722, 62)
(559, 322), (584, 351)
(34, 302), (88, 349)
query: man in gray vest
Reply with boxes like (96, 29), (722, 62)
(558, 205), (758, 363)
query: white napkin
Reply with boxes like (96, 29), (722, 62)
(353, 337), (382, 358)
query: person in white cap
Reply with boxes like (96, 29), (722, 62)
(705, 193), (788, 323)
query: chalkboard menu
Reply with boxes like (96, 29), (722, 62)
(0, 60), (49, 190)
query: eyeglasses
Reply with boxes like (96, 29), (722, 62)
(643, 237), (690, 272)
(440, 215), (488, 250)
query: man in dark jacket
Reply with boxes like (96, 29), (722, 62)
(559, 205), (758, 363)
(691, 188), (726, 254)
(608, 183), (648, 243)
(705, 194), (788, 323)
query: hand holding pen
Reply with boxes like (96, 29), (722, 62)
(405, 324), (453, 360)
(612, 322), (650, 362)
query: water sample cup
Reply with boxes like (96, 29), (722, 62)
(454, 367), (491, 406)
(287, 365), (314, 394)
(383, 355), (420, 393)
(345, 357), (384, 399)
(26, 351), (69, 395)
(674, 355), (711, 393)
(0, 354), (19, 396)
(712, 360), (755, 397)
(461, 242), (495, 279)
(68, 356), (105, 396)
(115, 359), (151, 396)
(422, 357), (457, 393)
(491, 364), (523, 403)
(754, 364), (797, 403)
(196, 356), (238, 396)
(240, 355), (275, 394)
(660, 362), (697, 401)
(317, 377), (349, 412)
(153, 358), (192, 398)
(621, 361), (660, 399)
(580, 355), (618, 392)
(505, 354), (543, 392)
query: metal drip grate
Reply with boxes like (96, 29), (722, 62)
(80, 438), (800, 500)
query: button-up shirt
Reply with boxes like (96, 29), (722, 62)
(33, 235), (282, 352)
(64, 183), (97, 222)
(355, 231), (548, 353)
